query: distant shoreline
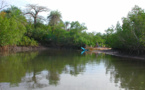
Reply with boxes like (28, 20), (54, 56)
(93, 49), (145, 60)
(0, 45), (78, 52)
(1, 46), (145, 60)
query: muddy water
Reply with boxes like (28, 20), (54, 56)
(0, 50), (145, 90)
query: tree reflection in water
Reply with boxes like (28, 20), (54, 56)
(1, 50), (145, 90)
(0, 50), (100, 89)
(104, 55), (145, 90)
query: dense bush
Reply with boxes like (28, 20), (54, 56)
(18, 36), (38, 46)
(0, 5), (106, 48)
(105, 5), (145, 53)
(0, 12), (26, 46)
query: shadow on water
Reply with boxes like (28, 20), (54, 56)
(0, 49), (145, 89)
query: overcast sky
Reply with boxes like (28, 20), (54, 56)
(3, 0), (145, 33)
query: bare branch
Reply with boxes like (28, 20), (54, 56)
(24, 11), (35, 17)
(0, 0), (8, 11)
(24, 4), (49, 28)
(26, 4), (49, 13)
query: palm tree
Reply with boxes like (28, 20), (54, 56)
(47, 10), (62, 26)
(64, 21), (70, 31)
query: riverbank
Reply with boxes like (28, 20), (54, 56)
(0, 45), (79, 53)
(0, 46), (48, 52)
(93, 49), (145, 60)
(1, 46), (145, 60)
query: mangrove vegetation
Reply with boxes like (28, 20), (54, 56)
(0, 2), (145, 53)
(105, 5), (145, 54)
(0, 4), (105, 49)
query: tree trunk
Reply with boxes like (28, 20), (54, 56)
(34, 17), (36, 28)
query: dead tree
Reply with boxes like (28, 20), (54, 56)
(25, 4), (49, 28)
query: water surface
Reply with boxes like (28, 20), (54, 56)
(0, 50), (145, 90)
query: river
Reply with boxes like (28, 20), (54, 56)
(0, 49), (145, 90)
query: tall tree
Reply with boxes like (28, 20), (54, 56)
(25, 4), (49, 28)
(47, 10), (62, 26)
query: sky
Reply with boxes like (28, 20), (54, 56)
(3, 0), (145, 33)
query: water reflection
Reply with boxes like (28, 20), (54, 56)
(81, 51), (85, 55)
(22, 70), (49, 88)
(0, 50), (99, 89)
(0, 50), (145, 90)
(104, 56), (145, 90)
(0, 51), (38, 86)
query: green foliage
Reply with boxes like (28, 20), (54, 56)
(0, 6), (40, 47)
(0, 5), (106, 49)
(70, 21), (87, 31)
(18, 36), (38, 46)
(47, 10), (62, 26)
(94, 33), (105, 47)
(4, 6), (27, 24)
(0, 13), (26, 46)
(105, 5), (145, 52)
